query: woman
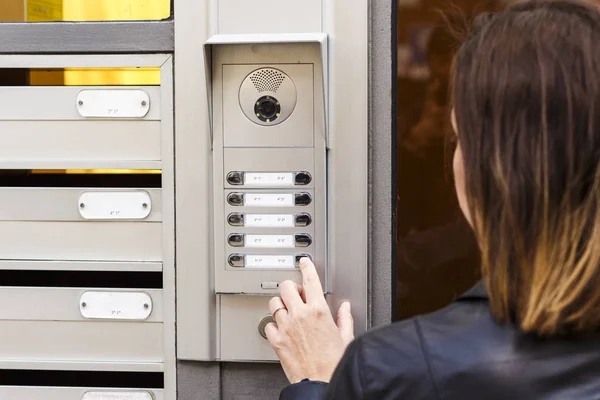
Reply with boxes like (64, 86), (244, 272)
(265, 0), (600, 398)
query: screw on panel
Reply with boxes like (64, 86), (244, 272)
(78, 100), (83, 106)
(80, 203), (85, 208)
(143, 303), (149, 309)
(141, 101), (147, 106)
(142, 203), (148, 208)
(81, 302), (87, 308)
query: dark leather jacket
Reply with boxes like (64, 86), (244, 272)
(280, 281), (600, 399)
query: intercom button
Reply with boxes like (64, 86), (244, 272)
(227, 192), (244, 206)
(227, 233), (245, 247)
(228, 253), (245, 267)
(258, 314), (275, 339)
(294, 172), (312, 185)
(295, 254), (313, 266)
(294, 192), (312, 206)
(226, 171), (244, 185)
(294, 213), (312, 227)
(227, 212), (245, 226)
(294, 234), (312, 248)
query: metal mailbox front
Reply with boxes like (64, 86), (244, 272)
(0, 287), (163, 370)
(0, 86), (161, 166)
(0, 188), (162, 262)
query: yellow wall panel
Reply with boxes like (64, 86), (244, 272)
(24, 0), (167, 86)
(62, 0), (169, 21)
(27, 0), (62, 21)
(63, 68), (160, 86)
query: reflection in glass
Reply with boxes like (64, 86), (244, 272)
(395, 4), (495, 321)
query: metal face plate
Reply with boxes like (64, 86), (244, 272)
(79, 291), (153, 320)
(76, 89), (150, 118)
(78, 192), (152, 220)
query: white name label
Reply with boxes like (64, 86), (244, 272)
(78, 191), (152, 220)
(245, 193), (294, 207)
(76, 89), (150, 119)
(245, 172), (294, 186)
(82, 392), (153, 400)
(246, 255), (295, 268)
(79, 291), (153, 320)
(245, 214), (295, 228)
(245, 234), (295, 248)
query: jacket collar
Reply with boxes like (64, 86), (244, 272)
(456, 280), (488, 301)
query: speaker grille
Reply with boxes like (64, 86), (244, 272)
(249, 69), (286, 93)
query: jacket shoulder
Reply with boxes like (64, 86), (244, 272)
(355, 318), (440, 399)
(356, 297), (492, 399)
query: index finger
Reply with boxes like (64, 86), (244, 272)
(298, 257), (327, 305)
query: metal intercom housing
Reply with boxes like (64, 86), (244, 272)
(206, 35), (328, 361)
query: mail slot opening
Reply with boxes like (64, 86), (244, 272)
(0, 67), (161, 86)
(0, 270), (163, 289)
(0, 169), (162, 188)
(0, 369), (163, 389)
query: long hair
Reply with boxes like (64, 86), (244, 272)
(452, 0), (600, 336)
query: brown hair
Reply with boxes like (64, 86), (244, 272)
(452, 0), (600, 336)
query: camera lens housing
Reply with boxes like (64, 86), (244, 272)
(239, 68), (297, 126)
(254, 96), (281, 123)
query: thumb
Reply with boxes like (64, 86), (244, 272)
(336, 302), (354, 346)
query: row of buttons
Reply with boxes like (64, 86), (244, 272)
(227, 192), (311, 207)
(227, 233), (312, 248)
(228, 254), (312, 268)
(226, 171), (312, 186)
(227, 212), (311, 227)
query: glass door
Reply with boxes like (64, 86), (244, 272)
(394, 0), (505, 320)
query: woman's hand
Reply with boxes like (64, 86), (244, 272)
(265, 258), (354, 384)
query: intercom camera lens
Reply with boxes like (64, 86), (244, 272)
(255, 96), (281, 123)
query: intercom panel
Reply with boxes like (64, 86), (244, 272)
(211, 42), (327, 296)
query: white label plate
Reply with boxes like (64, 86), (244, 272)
(244, 193), (294, 207)
(78, 191), (151, 220)
(82, 392), (153, 400)
(245, 234), (295, 248)
(245, 172), (294, 186)
(246, 255), (295, 268)
(79, 291), (152, 320)
(245, 214), (295, 228)
(76, 89), (150, 118)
